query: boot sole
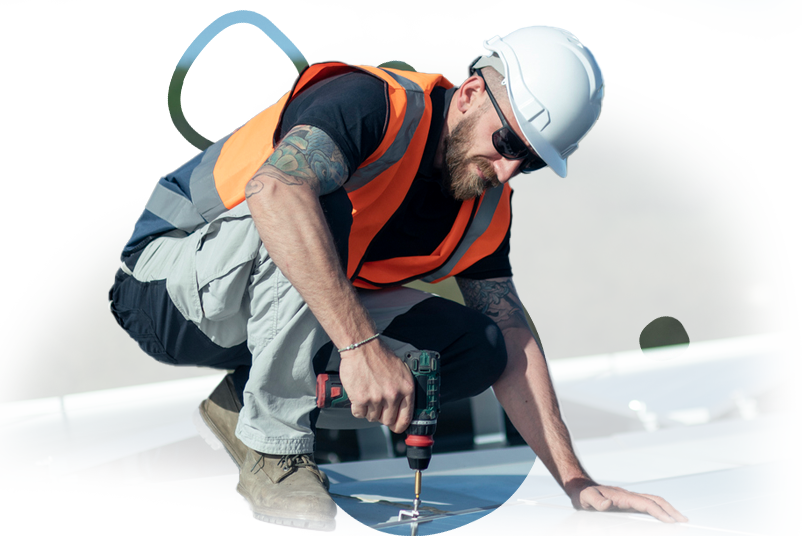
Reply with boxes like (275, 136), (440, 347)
(236, 483), (336, 532)
(193, 406), (242, 467)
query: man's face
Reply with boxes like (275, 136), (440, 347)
(443, 110), (502, 201)
(443, 88), (533, 201)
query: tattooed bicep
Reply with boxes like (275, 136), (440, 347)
(456, 277), (530, 331)
(251, 125), (350, 196)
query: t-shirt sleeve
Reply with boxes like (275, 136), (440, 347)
(277, 71), (389, 176)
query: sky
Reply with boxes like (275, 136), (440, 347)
(0, 0), (802, 122)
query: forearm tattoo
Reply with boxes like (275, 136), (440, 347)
(456, 277), (530, 331)
(245, 125), (349, 198)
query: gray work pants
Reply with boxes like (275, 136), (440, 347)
(112, 203), (507, 455)
(126, 203), (424, 454)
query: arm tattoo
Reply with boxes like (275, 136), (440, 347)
(456, 277), (530, 331)
(246, 125), (349, 197)
(244, 178), (264, 198)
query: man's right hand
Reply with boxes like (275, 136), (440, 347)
(338, 339), (415, 434)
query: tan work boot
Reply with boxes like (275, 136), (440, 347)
(238, 448), (337, 531)
(195, 374), (332, 491)
(196, 374), (248, 467)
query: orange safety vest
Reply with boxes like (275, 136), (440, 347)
(129, 62), (512, 288)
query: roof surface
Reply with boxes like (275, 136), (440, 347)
(0, 411), (802, 536)
(1, 334), (794, 535)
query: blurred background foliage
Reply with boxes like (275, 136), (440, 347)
(0, 64), (802, 401)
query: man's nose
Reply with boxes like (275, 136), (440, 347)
(493, 157), (521, 183)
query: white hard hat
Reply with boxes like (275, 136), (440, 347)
(475, 27), (604, 177)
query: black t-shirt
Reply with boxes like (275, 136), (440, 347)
(278, 70), (511, 280)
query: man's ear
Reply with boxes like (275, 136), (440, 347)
(456, 74), (487, 114)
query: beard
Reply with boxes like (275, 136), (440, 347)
(442, 114), (501, 201)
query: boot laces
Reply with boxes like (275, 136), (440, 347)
(278, 454), (321, 483)
(251, 453), (321, 484)
(279, 454), (315, 473)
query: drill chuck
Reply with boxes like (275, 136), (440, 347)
(405, 434), (434, 471)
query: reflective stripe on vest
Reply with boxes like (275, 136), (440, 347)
(344, 66), (440, 283)
(421, 184), (511, 282)
(140, 132), (232, 235)
(344, 68), (428, 193)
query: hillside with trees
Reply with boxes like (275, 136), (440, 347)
(0, 65), (802, 401)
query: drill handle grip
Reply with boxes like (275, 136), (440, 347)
(315, 373), (350, 409)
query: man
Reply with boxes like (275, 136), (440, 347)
(110, 26), (687, 530)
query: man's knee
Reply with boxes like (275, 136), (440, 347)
(458, 309), (508, 388)
(109, 270), (251, 369)
(381, 297), (508, 402)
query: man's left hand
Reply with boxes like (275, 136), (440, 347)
(566, 479), (688, 523)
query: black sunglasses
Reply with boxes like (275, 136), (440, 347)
(473, 67), (547, 174)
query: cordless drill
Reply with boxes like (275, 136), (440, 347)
(316, 349), (441, 516)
